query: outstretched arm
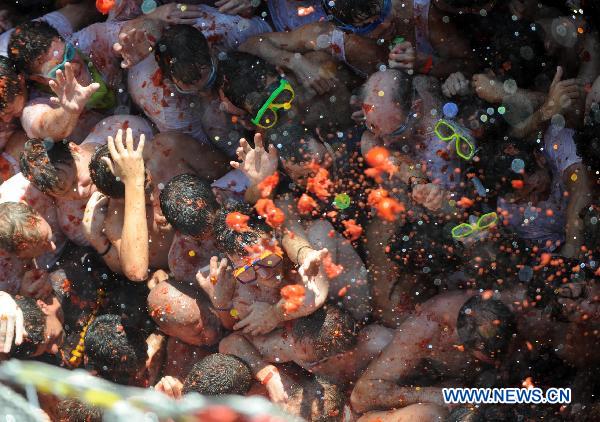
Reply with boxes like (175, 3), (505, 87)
(23, 63), (99, 140)
(351, 319), (440, 413)
(104, 129), (149, 281)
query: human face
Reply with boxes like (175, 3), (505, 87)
(0, 75), (26, 123)
(171, 57), (217, 95)
(33, 295), (65, 356)
(228, 240), (285, 289)
(15, 218), (56, 259)
(32, 38), (90, 86)
(50, 144), (94, 200)
(433, 0), (497, 15)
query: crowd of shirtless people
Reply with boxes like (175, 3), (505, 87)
(0, 0), (599, 420)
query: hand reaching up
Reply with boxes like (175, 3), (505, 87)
(48, 62), (100, 114)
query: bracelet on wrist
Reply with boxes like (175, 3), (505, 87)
(98, 242), (112, 257)
(295, 245), (312, 265)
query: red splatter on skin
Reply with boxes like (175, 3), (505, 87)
(258, 172), (279, 198)
(255, 199), (285, 228)
(342, 219), (363, 241)
(151, 68), (163, 87)
(328, 230), (335, 238)
(511, 180), (524, 189)
(61, 278), (71, 294)
(225, 212), (250, 233)
(297, 194), (318, 214)
(281, 284), (305, 313)
(121, 121), (129, 131)
(323, 253), (343, 279)
(362, 103), (375, 114)
(96, 0), (115, 14)
(338, 285), (348, 297)
(307, 163), (333, 200)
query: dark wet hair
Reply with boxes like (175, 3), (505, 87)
(84, 314), (147, 385)
(291, 305), (357, 360)
(323, 0), (383, 25)
(154, 24), (211, 85)
(182, 353), (252, 396)
(12, 296), (45, 358)
(267, 121), (317, 164)
(457, 295), (516, 358)
(0, 56), (23, 112)
(574, 104), (600, 174)
(295, 375), (345, 422)
(213, 202), (271, 256)
(8, 20), (60, 74)
(0, 202), (43, 254)
(57, 399), (103, 422)
(89, 144), (124, 198)
(20, 139), (73, 195)
(217, 51), (279, 116)
(159, 173), (218, 238)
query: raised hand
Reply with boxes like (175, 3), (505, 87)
(113, 28), (153, 69)
(48, 62), (100, 114)
(195, 256), (235, 309)
(231, 133), (279, 185)
(411, 183), (445, 211)
(19, 269), (53, 300)
(442, 72), (471, 98)
(103, 128), (146, 185)
(290, 54), (338, 95)
(154, 376), (183, 399)
(0, 291), (25, 354)
(541, 66), (582, 121)
(389, 41), (416, 71)
(233, 301), (282, 336)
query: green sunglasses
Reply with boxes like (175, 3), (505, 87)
(434, 119), (476, 161)
(251, 79), (295, 129)
(451, 212), (498, 239)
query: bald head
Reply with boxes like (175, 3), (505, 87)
(362, 70), (413, 138)
(148, 280), (221, 346)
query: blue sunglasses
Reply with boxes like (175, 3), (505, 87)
(323, 0), (392, 35)
(46, 43), (76, 79)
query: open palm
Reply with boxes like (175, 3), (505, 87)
(49, 62), (100, 114)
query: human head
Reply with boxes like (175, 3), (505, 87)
(0, 56), (26, 122)
(268, 122), (331, 187)
(322, 0), (393, 38)
(182, 353), (252, 396)
(89, 142), (150, 199)
(147, 279), (221, 346)
(0, 202), (55, 258)
(154, 24), (214, 94)
(433, 0), (497, 15)
(84, 314), (147, 385)
(288, 376), (345, 422)
(20, 139), (94, 200)
(11, 294), (64, 358)
(217, 52), (281, 118)
(159, 173), (218, 239)
(362, 70), (415, 144)
(457, 295), (516, 360)
(213, 203), (282, 287)
(291, 306), (357, 362)
(9, 21), (89, 85)
(57, 399), (103, 422)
